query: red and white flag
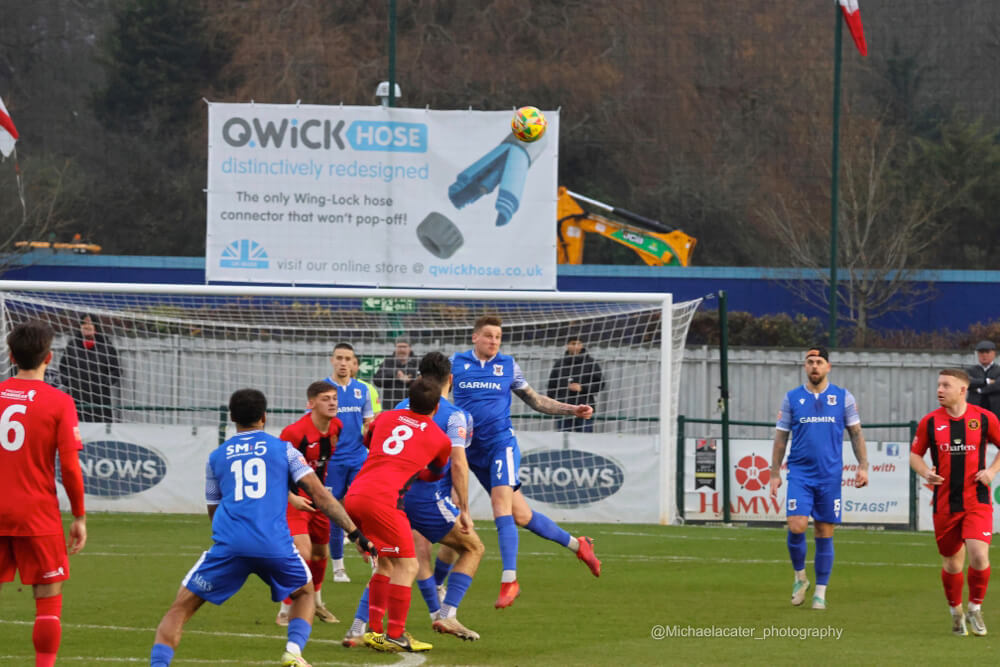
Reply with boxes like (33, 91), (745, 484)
(838, 0), (868, 56)
(0, 95), (18, 158)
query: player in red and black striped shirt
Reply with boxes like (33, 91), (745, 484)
(911, 368), (1000, 637)
(274, 381), (343, 627)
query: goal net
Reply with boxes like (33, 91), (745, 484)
(0, 281), (700, 523)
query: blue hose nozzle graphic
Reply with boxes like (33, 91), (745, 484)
(448, 132), (549, 226)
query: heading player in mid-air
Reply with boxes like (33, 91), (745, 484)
(769, 346), (868, 611)
(0, 321), (87, 667)
(149, 389), (374, 667)
(910, 368), (1000, 636)
(274, 381), (343, 626)
(322, 342), (375, 583)
(451, 315), (601, 609)
(344, 377), (453, 653)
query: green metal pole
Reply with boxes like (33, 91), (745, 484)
(719, 290), (731, 523)
(908, 420), (918, 530)
(388, 0), (397, 108)
(828, 6), (843, 348)
(676, 415), (686, 520)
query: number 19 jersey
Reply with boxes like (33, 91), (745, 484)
(206, 430), (312, 557)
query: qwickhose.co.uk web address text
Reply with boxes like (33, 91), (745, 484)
(650, 624), (843, 641)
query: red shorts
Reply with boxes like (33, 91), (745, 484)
(286, 503), (330, 544)
(0, 534), (70, 585)
(934, 504), (993, 556)
(343, 494), (414, 559)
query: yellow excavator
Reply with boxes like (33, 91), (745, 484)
(556, 186), (696, 266)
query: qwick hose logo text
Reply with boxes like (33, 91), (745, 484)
(518, 450), (625, 507)
(221, 117), (427, 153)
(58, 441), (168, 497)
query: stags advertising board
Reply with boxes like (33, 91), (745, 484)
(205, 103), (558, 289)
(684, 439), (909, 524)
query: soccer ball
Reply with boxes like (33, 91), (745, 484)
(511, 106), (547, 143)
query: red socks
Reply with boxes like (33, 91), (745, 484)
(368, 574), (391, 634)
(969, 566), (991, 605)
(33, 594), (62, 667)
(942, 569), (964, 607)
(309, 557), (327, 593)
(387, 584), (412, 639)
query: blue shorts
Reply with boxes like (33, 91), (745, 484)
(325, 460), (362, 499)
(467, 433), (521, 492)
(404, 494), (461, 544)
(181, 544), (311, 605)
(785, 475), (842, 524)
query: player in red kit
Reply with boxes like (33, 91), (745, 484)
(0, 321), (87, 667)
(911, 368), (1000, 637)
(274, 381), (344, 626)
(344, 377), (451, 653)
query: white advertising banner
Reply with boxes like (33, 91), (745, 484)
(205, 103), (558, 289)
(58, 424), (216, 514)
(683, 439), (909, 524)
(468, 432), (659, 524)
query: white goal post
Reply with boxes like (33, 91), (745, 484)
(0, 281), (700, 524)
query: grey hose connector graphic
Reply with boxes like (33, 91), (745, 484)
(417, 212), (464, 259)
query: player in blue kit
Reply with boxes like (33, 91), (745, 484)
(322, 342), (375, 582)
(342, 351), (485, 646)
(149, 389), (375, 667)
(451, 315), (602, 609)
(768, 346), (869, 610)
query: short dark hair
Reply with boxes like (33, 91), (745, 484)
(307, 381), (337, 400)
(473, 315), (502, 332)
(229, 388), (267, 427)
(408, 376), (442, 414)
(7, 321), (53, 371)
(333, 342), (355, 355)
(940, 368), (971, 385)
(418, 351), (451, 383)
(806, 345), (829, 361)
(567, 335), (583, 344)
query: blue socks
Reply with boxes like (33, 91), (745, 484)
(355, 585), (370, 623)
(787, 531), (807, 571)
(287, 617), (312, 653)
(417, 576), (440, 615)
(150, 643), (174, 667)
(433, 557), (453, 587)
(443, 572), (472, 609)
(329, 525), (344, 560)
(525, 512), (571, 547)
(814, 536), (834, 586)
(495, 514), (518, 572)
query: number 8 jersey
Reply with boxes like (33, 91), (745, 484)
(347, 409), (451, 508)
(206, 430), (312, 557)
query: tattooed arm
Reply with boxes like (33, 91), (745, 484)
(513, 384), (594, 419)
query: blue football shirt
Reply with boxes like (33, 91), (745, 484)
(205, 430), (312, 557)
(323, 376), (374, 467)
(776, 383), (860, 481)
(398, 396), (469, 503)
(450, 349), (527, 446)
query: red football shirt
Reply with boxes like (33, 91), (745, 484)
(0, 378), (83, 536)
(911, 404), (1000, 514)
(347, 409), (451, 508)
(280, 413), (342, 492)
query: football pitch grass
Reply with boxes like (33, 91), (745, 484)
(2, 515), (1000, 665)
